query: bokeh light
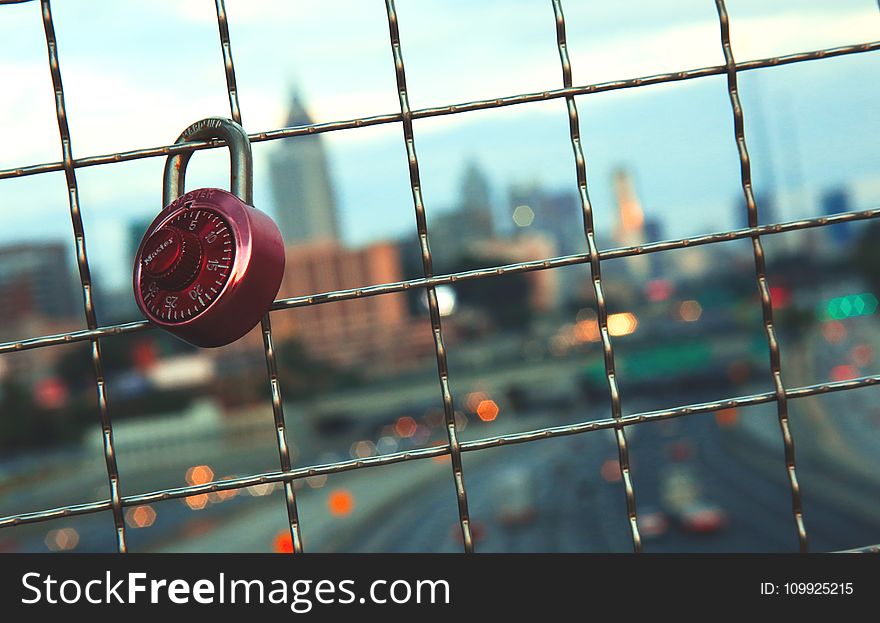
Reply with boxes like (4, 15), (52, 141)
(512, 204), (535, 227)
(600, 459), (621, 483)
(45, 527), (79, 552)
(394, 416), (418, 438)
(714, 408), (738, 428)
(185, 465), (214, 486)
(476, 399), (500, 422)
(184, 494), (209, 510)
(125, 505), (157, 529)
(274, 531), (293, 553)
(328, 489), (355, 516)
(678, 300), (703, 322)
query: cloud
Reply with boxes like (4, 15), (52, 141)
(0, 0), (876, 288)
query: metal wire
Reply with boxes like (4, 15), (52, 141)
(384, 0), (473, 552)
(5, 206), (878, 356)
(715, 0), (807, 552)
(38, 0), (128, 553)
(0, 0), (878, 553)
(1, 41), (877, 182)
(213, 0), (303, 554)
(552, 0), (641, 552)
(3, 372), (880, 530)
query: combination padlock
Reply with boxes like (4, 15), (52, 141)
(133, 117), (285, 347)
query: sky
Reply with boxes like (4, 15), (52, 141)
(0, 0), (878, 297)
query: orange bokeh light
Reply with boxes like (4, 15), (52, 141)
(125, 505), (157, 528)
(600, 459), (621, 482)
(395, 416), (418, 438)
(274, 531), (293, 553)
(328, 489), (355, 516)
(184, 494), (209, 510)
(607, 312), (638, 336)
(821, 320), (847, 343)
(574, 320), (600, 343)
(185, 465), (214, 486)
(574, 312), (638, 343)
(466, 391), (489, 413)
(45, 527), (79, 551)
(431, 440), (450, 464)
(715, 408), (738, 428)
(476, 400), (499, 422)
(679, 300), (703, 322)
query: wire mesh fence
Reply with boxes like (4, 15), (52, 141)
(0, 0), (879, 553)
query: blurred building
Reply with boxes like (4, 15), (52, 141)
(0, 242), (79, 329)
(468, 234), (560, 312)
(427, 162), (495, 269)
(734, 190), (777, 228)
(821, 188), (854, 246)
(459, 161), (495, 237)
(271, 240), (436, 372)
(269, 91), (340, 244)
(508, 183), (583, 257)
(612, 167), (650, 282)
(0, 241), (81, 382)
(643, 217), (667, 279)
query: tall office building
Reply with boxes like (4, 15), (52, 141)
(270, 240), (436, 372)
(459, 161), (495, 238)
(0, 242), (81, 380)
(269, 91), (340, 244)
(508, 183), (582, 257)
(821, 188), (853, 246)
(426, 161), (496, 270)
(612, 167), (650, 282)
(0, 242), (78, 328)
(734, 190), (776, 228)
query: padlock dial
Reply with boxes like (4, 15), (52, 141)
(137, 207), (235, 324)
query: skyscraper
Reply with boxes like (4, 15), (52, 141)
(426, 161), (496, 270)
(269, 91), (340, 244)
(821, 188), (853, 246)
(507, 182), (582, 257)
(459, 161), (494, 239)
(0, 242), (78, 328)
(612, 167), (650, 282)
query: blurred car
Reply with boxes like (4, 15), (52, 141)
(660, 465), (726, 534)
(672, 501), (727, 534)
(494, 467), (537, 527)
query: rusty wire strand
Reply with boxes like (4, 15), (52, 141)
(1, 41), (877, 182)
(2, 206), (879, 356)
(39, 0), (128, 553)
(213, 0), (304, 554)
(2, 372), (879, 531)
(384, 0), (473, 552)
(715, 0), (807, 552)
(553, 0), (642, 552)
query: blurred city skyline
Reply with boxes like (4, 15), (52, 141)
(0, 0), (878, 296)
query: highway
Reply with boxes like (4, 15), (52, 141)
(332, 396), (880, 553)
(3, 385), (880, 553)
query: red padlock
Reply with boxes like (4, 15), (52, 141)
(133, 117), (285, 347)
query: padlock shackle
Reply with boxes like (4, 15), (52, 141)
(163, 117), (253, 207)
